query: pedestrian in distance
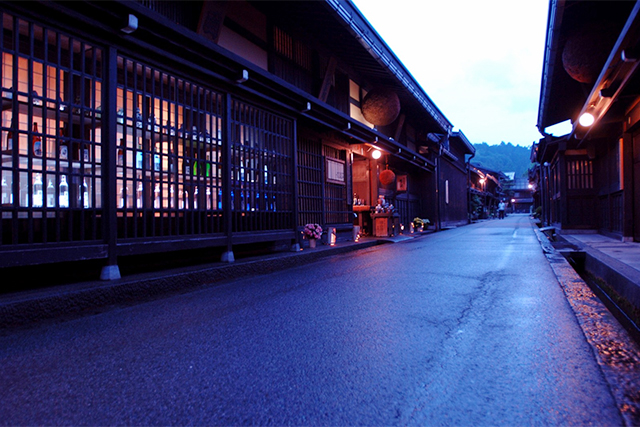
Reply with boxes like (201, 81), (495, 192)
(498, 200), (506, 219)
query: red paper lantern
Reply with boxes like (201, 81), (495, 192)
(379, 169), (396, 186)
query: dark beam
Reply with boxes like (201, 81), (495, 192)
(318, 56), (337, 103)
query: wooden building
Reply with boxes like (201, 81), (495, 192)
(434, 130), (475, 228)
(535, 0), (640, 241)
(0, 0), (461, 280)
(468, 165), (504, 220)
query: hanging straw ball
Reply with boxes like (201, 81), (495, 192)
(379, 169), (396, 186)
(562, 21), (619, 84)
(361, 88), (401, 126)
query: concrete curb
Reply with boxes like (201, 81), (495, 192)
(531, 219), (640, 426)
(0, 240), (384, 329)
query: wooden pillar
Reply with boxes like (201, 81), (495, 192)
(100, 46), (121, 280)
(291, 120), (300, 251)
(221, 93), (234, 262)
(369, 158), (378, 211)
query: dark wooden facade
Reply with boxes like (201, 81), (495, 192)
(535, 0), (640, 241)
(0, 0), (461, 281)
(438, 131), (475, 228)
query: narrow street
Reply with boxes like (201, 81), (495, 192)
(0, 215), (628, 425)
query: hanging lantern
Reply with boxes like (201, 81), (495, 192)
(379, 168), (396, 186)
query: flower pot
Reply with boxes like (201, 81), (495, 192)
(309, 238), (316, 249)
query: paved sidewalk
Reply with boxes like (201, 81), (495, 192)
(560, 232), (640, 274)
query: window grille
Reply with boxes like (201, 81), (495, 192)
(297, 137), (322, 226)
(600, 191), (623, 234)
(600, 195), (610, 231)
(230, 99), (293, 233)
(135, 1), (201, 31)
(271, 26), (314, 94)
(611, 191), (623, 233)
(567, 158), (593, 190)
(395, 197), (420, 230)
(1, 12), (103, 247)
(116, 55), (224, 239)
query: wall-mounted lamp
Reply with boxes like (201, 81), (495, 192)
(372, 149), (382, 160)
(578, 112), (595, 127)
(121, 14), (138, 34)
(236, 69), (249, 84)
(236, 70), (249, 84)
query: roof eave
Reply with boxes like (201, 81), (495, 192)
(328, 0), (453, 134)
(537, 0), (566, 134)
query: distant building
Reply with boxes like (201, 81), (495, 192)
(469, 165), (504, 220)
(509, 178), (534, 214)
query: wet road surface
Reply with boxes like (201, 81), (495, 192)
(0, 215), (628, 425)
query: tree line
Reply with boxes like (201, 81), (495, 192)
(471, 142), (533, 178)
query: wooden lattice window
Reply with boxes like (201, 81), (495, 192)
(567, 158), (593, 190)
(271, 26), (314, 93)
(116, 55), (224, 239)
(1, 12), (104, 246)
(230, 100), (293, 233)
(297, 137), (322, 227)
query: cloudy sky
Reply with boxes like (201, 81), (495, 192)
(351, 0), (549, 147)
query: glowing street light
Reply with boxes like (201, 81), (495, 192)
(579, 112), (595, 127)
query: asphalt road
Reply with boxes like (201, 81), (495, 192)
(0, 215), (625, 425)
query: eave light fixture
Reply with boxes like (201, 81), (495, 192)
(372, 149), (382, 160)
(236, 69), (249, 84)
(121, 14), (138, 34)
(578, 112), (595, 127)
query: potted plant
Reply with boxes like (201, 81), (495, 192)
(303, 223), (323, 248)
(413, 217), (429, 232)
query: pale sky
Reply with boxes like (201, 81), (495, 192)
(351, 0), (549, 147)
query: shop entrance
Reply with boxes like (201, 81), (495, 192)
(352, 153), (373, 236)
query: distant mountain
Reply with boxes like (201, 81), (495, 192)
(471, 142), (533, 178)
